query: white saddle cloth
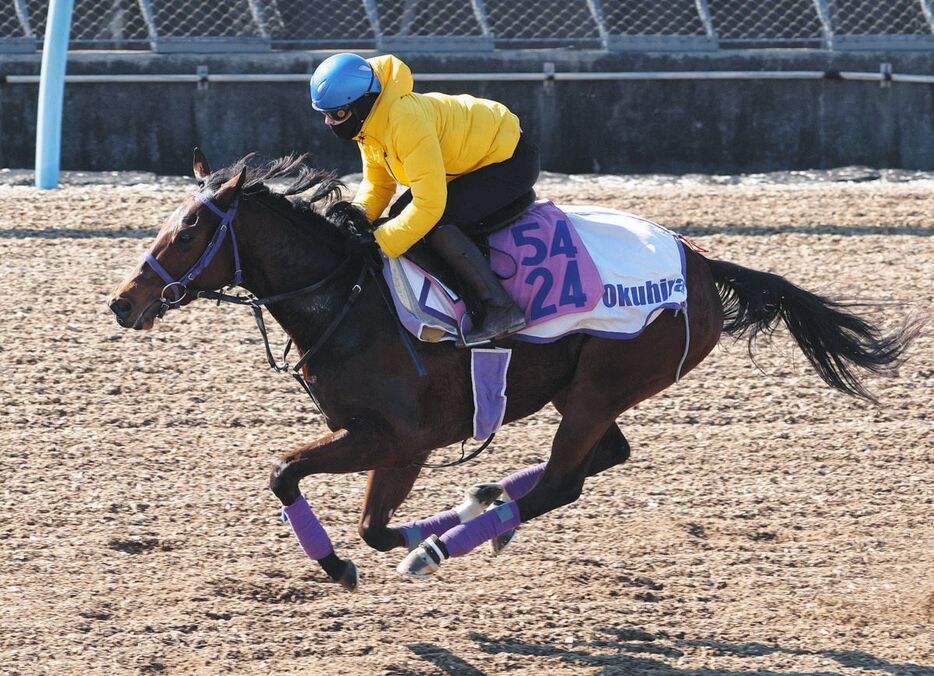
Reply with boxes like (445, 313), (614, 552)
(383, 203), (688, 344)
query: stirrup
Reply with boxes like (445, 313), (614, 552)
(457, 315), (496, 348)
(460, 308), (527, 347)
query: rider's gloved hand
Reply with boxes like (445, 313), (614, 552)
(346, 228), (377, 255)
(326, 201), (381, 259)
(326, 201), (372, 235)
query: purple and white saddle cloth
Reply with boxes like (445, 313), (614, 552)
(383, 201), (687, 345)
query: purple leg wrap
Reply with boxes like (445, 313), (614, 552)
(281, 495), (334, 561)
(440, 501), (521, 558)
(500, 463), (546, 500)
(398, 509), (461, 551)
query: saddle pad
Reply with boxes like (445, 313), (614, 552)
(382, 202), (687, 344)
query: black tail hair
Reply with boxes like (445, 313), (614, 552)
(707, 258), (919, 402)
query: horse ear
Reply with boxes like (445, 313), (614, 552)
(192, 147), (211, 181)
(215, 167), (246, 203)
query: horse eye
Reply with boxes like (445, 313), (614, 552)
(176, 230), (196, 244)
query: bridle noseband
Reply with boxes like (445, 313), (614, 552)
(144, 191), (243, 313)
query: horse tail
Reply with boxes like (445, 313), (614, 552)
(705, 258), (918, 402)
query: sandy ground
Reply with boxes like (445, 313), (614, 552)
(0, 172), (931, 675)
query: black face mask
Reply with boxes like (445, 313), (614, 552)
(329, 114), (363, 140)
(328, 93), (379, 141)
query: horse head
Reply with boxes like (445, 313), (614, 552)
(109, 148), (246, 330)
(109, 150), (357, 334)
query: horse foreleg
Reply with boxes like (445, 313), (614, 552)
(268, 421), (383, 591)
(586, 422), (631, 475)
(390, 477), (511, 552)
(357, 465), (423, 552)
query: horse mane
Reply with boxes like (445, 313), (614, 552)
(204, 153), (352, 247)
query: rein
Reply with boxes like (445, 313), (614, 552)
(144, 188), (489, 464)
(195, 257), (366, 376)
(143, 189), (367, 383)
(414, 433), (496, 469)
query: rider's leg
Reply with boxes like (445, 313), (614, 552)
(426, 223), (527, 344)
(387, 137), (540, 223)
(393, 137), (541, 345)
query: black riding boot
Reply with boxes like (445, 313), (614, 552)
(427, 223), (527, 345)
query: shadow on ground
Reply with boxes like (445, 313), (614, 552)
(405, 628), (934, 676)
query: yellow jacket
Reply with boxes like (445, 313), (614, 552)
(352, 55), (521, 258)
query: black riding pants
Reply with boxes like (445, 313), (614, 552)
(388, 135), (541, 234)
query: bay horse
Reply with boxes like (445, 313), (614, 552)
(109, 151), (914, 591)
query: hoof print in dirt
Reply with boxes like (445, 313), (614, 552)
(634, 591), (662, 602)
(107, 538), (172, 554)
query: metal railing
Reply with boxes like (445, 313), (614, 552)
(2, 0), (934, 52)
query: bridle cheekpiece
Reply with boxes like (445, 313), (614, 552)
(144, 190), (243, 313)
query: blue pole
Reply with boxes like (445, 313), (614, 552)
(34, 0), (75, 189)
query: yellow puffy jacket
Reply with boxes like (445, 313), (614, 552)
(351, 55), (521, 258)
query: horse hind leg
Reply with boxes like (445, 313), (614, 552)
(398, 396), (616, 576)
(399, 267), (718, 577)
(357, 462), (507, 555)
(393, 469), (534, 571)
(391, 483), (506, 553)
(396, 422), (631, 575)
(456, 422), (630, 555)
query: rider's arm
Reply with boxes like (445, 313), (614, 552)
(373, 105), (447, 258)
(353, 145), (396, 223)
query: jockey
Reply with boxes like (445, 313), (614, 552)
(310, 52), (540, 345)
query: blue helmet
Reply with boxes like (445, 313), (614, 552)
(310, 53), (382, 111)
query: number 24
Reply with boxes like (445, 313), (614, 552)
(511, 221), (586, 320)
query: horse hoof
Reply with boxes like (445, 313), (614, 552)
(468, 482), (505, 507)
(337, 559), (359, 592)
(397, 535), (447, 578)
(491, 527), (518, 556)
(457, 483), (504, 522)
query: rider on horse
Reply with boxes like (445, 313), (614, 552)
(310, 52), (540, 345)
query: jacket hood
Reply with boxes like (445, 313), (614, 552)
(357, 55), (413, 140)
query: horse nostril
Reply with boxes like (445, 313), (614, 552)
(109, 297), (132, 320)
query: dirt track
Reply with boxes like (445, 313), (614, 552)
(0, 175), (931, 675)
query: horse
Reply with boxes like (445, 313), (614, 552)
(108, 150), (915, 591)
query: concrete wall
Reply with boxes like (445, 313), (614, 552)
(1, 49), (933, 175)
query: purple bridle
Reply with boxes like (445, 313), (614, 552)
(144, 191), (243, 308)
(136, 184), (428, 397)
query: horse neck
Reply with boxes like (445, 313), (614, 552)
(234, 198), (349, 341)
